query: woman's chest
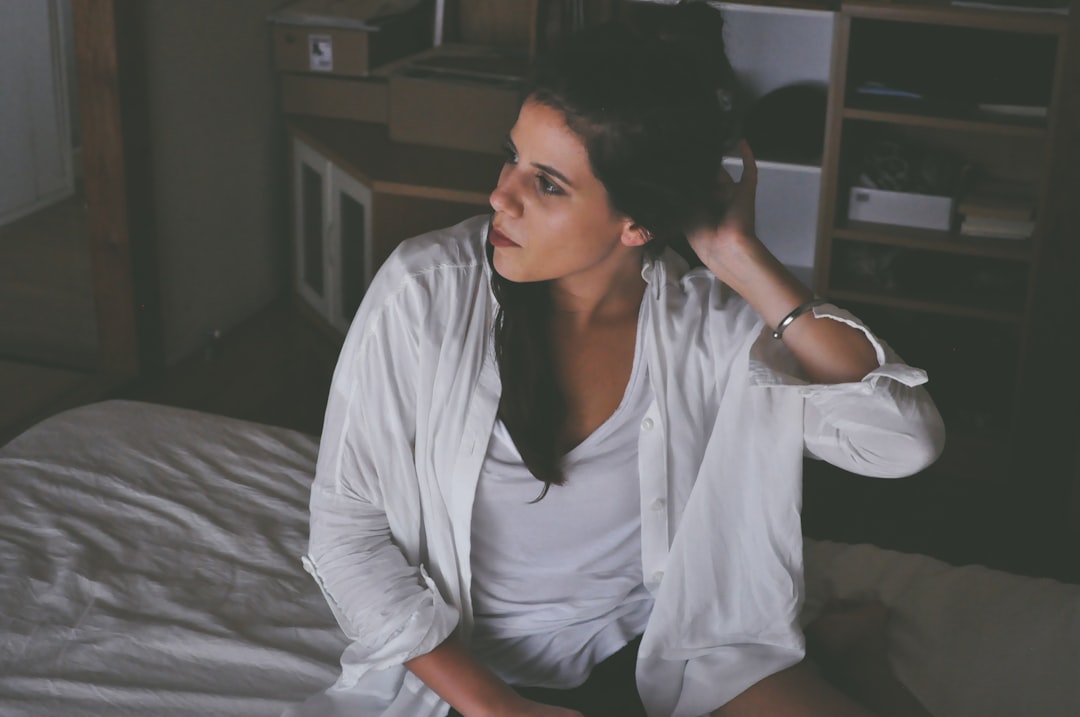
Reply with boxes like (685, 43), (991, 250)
(551, 316), (642, 451)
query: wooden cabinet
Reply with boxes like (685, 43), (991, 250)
(292, 136), (374, 334)
(288, 118), (498, 335)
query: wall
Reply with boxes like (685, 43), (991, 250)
(142, 0), (290, 365)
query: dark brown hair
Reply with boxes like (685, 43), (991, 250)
(491, 2), (739, 498)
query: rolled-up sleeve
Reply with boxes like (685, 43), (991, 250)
(746, 303), (946, 478)
(304, 284), (458, 682)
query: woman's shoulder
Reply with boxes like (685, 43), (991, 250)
(375, 214), (491, 289)
(343, 215), (491, 340)
(361, 216), (490, 307)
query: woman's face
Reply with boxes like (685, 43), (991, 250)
(488, 99), (646, 287)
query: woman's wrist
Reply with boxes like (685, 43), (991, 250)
(698, 230), (878, 382)
(700, 231), (814, 330)
(694, 227), (764, 286)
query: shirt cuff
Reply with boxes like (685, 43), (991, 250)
(746, 303), (929, 394)
(302, 556), (459, 685)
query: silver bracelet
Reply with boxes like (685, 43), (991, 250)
(772, 298), (826, 340)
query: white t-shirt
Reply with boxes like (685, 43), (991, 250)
(469, 305), (654, 688)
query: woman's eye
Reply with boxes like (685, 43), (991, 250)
(536, 174), (563, 196)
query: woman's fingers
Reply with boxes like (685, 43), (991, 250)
(737, 139), (758, 187)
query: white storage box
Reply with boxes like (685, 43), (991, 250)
(847, 186), (954, 231)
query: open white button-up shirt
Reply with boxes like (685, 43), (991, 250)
(290, 216), (945, 717)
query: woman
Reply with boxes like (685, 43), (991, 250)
(291, 5), (945, 717)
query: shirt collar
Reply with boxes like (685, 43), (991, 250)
(641, 247), (690, 300)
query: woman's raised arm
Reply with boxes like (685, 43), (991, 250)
(688, 141), (879, 385)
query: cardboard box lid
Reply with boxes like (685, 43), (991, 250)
(268, 0), (423, 30)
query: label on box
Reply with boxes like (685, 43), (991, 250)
(308, 34), (333, 72)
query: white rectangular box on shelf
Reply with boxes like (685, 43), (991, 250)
(847, 187), (954, 231)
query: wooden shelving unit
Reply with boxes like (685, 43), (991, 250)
(815, 0), (1076, 485)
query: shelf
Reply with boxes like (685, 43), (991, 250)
(834, 221), (1034, 261)
(712, 1), (837, 19)
(842, 103), (1048, 137)
(826, 288), (1026, 322)
(842, 0), (1070, 36)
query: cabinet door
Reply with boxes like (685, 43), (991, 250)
(292, 138), (332, 320)
(328, 165), (374, 334)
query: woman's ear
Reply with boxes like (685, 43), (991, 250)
(620, 222), (653, 248)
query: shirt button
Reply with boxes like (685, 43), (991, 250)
(651, 570), (664, 584)
(650, 498), (666, 511)
(641, 417), (654, 431)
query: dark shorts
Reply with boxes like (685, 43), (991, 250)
(446, 635), (646, 717)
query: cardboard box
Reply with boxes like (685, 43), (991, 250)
(383, 45), (526, 155)
(270, 1), (430, 77)
(280, 74), (388, 123)
(847, 186), (954, 231)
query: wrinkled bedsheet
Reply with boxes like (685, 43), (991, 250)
(0, 401), (346, 716)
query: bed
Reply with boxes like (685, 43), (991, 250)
(1, 400), (1077, 716)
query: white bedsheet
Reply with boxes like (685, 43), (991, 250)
(1, 400), (1078, 717)
(0, 401), (346, 716)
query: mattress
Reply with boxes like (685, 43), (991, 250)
(1, 400), (1077, 716)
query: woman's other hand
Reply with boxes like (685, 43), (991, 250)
(685, 139), (760, 276)
(683, 139), (815, 334)
(684, 141), (879, 384)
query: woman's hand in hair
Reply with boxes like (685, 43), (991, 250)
(683, 138), (805, 319)
(685, 141), (878, 383)
(685, 139), (761, 274)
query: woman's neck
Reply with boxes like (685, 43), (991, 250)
(549, 253), (647, 328)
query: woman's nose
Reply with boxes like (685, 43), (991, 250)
(489, 165), (522, 217)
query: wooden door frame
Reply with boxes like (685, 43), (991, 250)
(72, 0), (161, 382)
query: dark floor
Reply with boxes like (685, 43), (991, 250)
(111, 297), (343, 438)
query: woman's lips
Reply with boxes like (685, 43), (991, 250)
(489, 226), (520, 248)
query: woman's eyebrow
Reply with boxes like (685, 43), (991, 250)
(506, 134), (576, 189)
(532, 162), (574, 189)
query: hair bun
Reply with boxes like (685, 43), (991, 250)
(620, 1), (734, 91)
